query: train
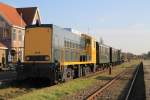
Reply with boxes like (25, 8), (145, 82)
(16, 24), (123, 83)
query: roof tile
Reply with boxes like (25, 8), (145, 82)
(0, 2), (26, 27)
(17, 7), (37, 25)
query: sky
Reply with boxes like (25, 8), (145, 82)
(1, 0), (150, 55)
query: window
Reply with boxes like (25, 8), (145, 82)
(64, 40), (67, 48)
(19, 30), (22, 41)
(76, 51), (79, 61)
(75, 43), (78, 49)
(70, 42), (73, 48)
(70, 42), (72, 48)
(73, 43), (75, 48)
(6, 29), (10, 38)
(2, 28), (5, 38)
(0, 27), (3, 38)
(71, 50), (74, 61)
(12, 29), (16, 41)
(67, 41), (69, 48)
(0, 26), (7, 38)
(80, 38), (85, 49)
(65, 49), (70, 61)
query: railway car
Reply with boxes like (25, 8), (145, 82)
(120, 52), (138, 63)
(96, 42), (110, 68)
(117, 49), (122, 64)
(17, 24), (97, 82)
(121, 52), (128, 62)
(110, 47), (121, 65)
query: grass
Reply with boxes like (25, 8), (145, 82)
(11, 60), (140, 100)
(14, 77), (96, 100)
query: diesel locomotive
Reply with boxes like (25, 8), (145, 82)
(17, 24), (122, 82)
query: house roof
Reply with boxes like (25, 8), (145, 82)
(17, 7), (38, 25)
(0, 42), (8, 49)
(0, 2), (26, 27)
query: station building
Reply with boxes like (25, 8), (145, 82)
(0, 2), (41, 62)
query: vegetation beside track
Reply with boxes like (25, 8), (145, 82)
(1, 60), (140, 100)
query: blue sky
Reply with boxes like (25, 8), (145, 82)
(1, 0), (150, 54)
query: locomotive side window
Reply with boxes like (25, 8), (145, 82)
(71, 42), (73, 48)
(67, 41), (69, 48)
(69, 41), (71, 48)
(73, 43), (75, 48)
(64, 40), (67, 48)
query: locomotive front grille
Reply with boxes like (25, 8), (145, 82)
(25, 55), (50, 61)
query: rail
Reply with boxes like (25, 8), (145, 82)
(125, 62), (141, 100)
(86, 68), (126, 100)
(86, 63), (141, 100)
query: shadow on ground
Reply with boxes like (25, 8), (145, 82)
(0, 78), (52, 89)
(118, 62), (146, 100)
(127, 62), (146, 100)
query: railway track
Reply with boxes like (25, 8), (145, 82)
(86, 63), (141, 100)
(125, 62), (145, 100)
(0, 66), (114, 99)
(0, 62), (139, 100)
(124, 63), (141, 100)
(0, 64), (115, 85)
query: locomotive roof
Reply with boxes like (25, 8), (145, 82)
(26, 24), (82, 37)
(99, 43), (110, 48)
(26, 24), (53, 28)
(98, 42), (121, 51)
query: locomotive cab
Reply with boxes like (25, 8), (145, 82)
(24, 25), (52, 63)
(17, 24), (57, 81)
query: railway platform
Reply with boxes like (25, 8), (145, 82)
(143, 60), (150, 100)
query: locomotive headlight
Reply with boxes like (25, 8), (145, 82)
(45, 56), (50, 61)
(25, 56), (30, 61)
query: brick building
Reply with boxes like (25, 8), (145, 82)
(0, 2), (41, 62)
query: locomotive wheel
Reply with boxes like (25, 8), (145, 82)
(62, 67), (73, 82)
